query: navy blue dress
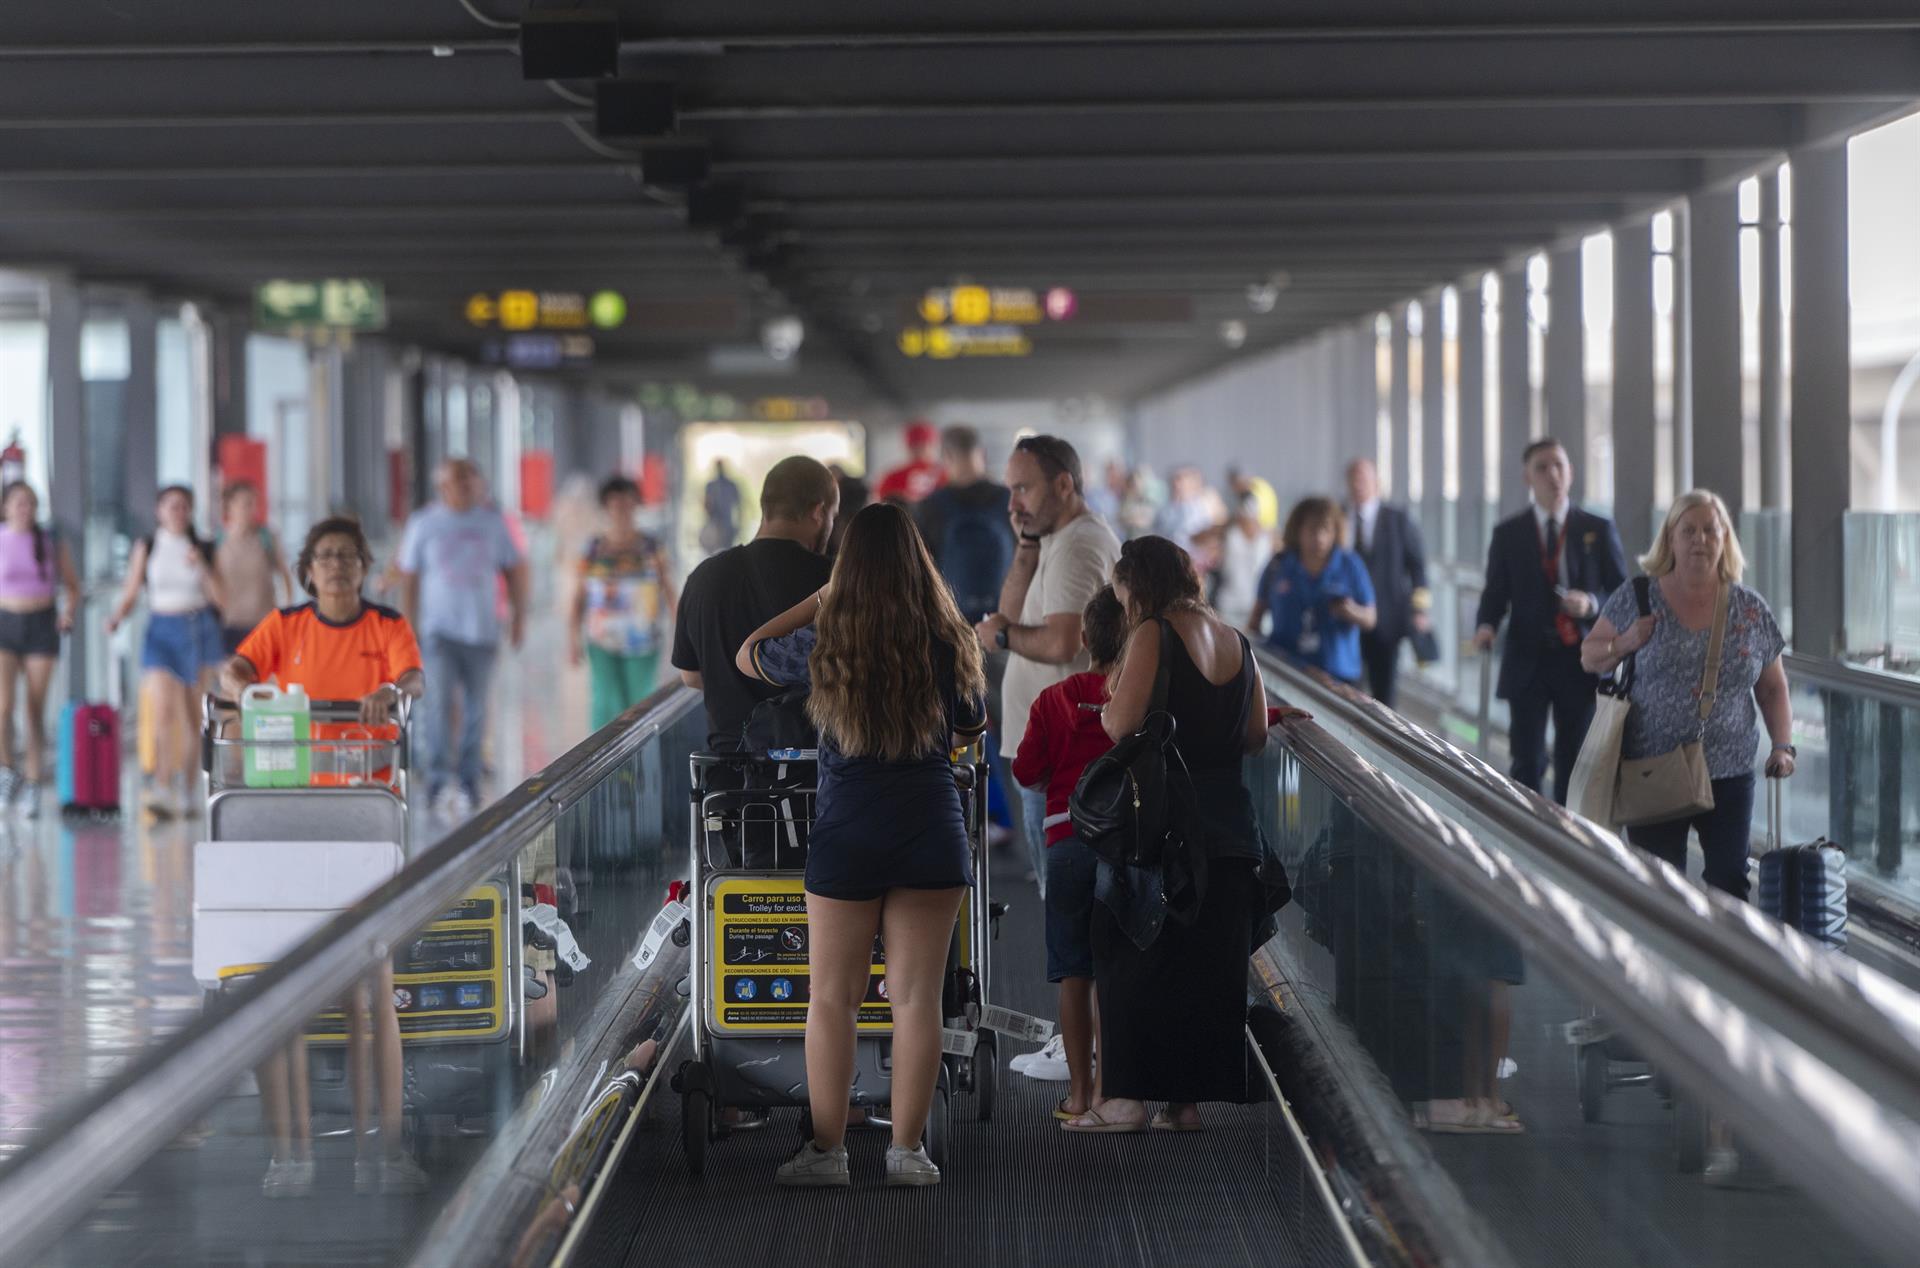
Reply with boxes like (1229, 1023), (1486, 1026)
(750, 627), (988, 901)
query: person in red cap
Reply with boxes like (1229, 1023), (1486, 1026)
(875, 421), (947, 505)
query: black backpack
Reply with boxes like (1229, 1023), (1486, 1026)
(742, 683), (817, 753)
(1069, 619), (1192, 868)
(939, 495), (1014, 622)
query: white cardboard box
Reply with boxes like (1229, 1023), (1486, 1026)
(192, 840), (403, 986)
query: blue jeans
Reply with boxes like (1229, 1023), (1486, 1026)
(421, 633), (497, 796)
(1016, 784), (1049, 900)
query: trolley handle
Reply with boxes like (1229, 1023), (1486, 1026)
(206, 692), (414, 727)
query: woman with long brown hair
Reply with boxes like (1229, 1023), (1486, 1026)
(1065, 535), (1287, 1134)
(736, 502), (988, 1188)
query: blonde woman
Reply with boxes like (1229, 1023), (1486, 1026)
(736, 502), (988, 1189)
(1580, 490), (1793, 899)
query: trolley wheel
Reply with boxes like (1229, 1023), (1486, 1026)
(1674, 1094), (1708, 1175)
(924, 1067), (952, 1170)
(682, 1089), (711, 1176)
(1577, 1045), (1608, 1123)
(972, 1031), (998, 1122)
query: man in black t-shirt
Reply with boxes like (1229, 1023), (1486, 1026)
(673, 455), (839, 752)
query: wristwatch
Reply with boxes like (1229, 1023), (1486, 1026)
(1772, 743), (1796, 757)
(994, 626), (1010, 650)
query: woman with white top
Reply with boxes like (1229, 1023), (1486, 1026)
(107, 485), (227, 817)
(1214, 493), (1274, 629)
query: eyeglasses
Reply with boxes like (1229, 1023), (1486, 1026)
(311, 551), (363, 566)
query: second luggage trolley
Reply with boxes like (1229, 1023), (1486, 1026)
(202, 696), (523, 1151)
(674, 749), (1000, 1175)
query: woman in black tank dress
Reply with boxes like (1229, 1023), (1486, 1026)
(1065, 535), (1289, 1134)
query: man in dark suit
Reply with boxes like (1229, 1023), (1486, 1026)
(1345, 457), (1430, 708)
(1473, 438), (1628, 805)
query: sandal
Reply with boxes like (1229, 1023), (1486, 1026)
(1062, 1105), (1147, 1133)
(1417, 1101), (1525, 1135)
(1054, 1097), (1088, 1122)
(1149, 1109), (1204, 1133)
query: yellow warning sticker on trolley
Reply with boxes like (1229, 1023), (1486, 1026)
(708, 877), (891, 1034)
(306, 883), (511, 1045)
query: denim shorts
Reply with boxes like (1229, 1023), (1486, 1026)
(142, 609), (224, 685)
(1044, 834), (1099, 983)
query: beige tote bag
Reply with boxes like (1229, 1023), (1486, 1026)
(1612, 583), (1728, 829)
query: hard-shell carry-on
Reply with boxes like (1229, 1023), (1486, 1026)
(58, 702), (121, 816)
(1753, 777), (1847, 948)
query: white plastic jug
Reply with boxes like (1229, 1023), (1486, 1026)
(241, 683), (311, 788)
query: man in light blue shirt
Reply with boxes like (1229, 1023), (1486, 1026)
(399, 458), (527, 818)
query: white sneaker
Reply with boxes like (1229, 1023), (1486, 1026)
(1017, 1033), (1070, 1082)
(1009, 1032), (1064, 1075)
(885, 1143), (940, 1187)
(1497, 1057), (1519, 1080)
(775, 1140), (850, 1188)
(262, 1157), (314, 1198)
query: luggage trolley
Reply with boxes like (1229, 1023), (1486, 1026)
(674, 748), (999, 1175)
(201, 696), (523, 1147)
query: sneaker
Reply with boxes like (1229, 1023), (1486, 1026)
(775, 1140), (850, 1188)
(262, 1158), (314, 1199)
(0, 767), (19, 811)
(13, 774), (39, 820)
(885, 1143), (940, 1187)
(354, 1156), (379, 1196)
(1018, 1034), (1070, 1082)
(1009, 1033), (1064, 1076)
(143, 783), (176, 820)
(380, 1154), (431, 1196)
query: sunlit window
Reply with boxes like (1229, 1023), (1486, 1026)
(1848, 114), (1920, 510)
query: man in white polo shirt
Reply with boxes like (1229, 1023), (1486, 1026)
(975, 435), (1122, 899)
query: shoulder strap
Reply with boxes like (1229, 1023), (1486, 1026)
(1149, 617), (1174, 715)
(1632, 575), (1653, 617)
(1233, 631), (1258, 739)
(1696, 583), (1730, 725)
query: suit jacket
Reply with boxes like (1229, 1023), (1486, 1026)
(1475, 506), (1628, 699)
(1351, 503), (1428, 646)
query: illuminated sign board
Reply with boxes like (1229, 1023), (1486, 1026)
(466, 290), (627, 332)
(254, 279), (386, 331)
(478, 333), (595, 370)
(751, 396), (832, 421)
(917, 285), (1075, 327)
(897, 325), (1032, 359)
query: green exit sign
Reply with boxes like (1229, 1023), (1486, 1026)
(254, 278), (386, 331)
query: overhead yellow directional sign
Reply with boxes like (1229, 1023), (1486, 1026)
(897, 324), (1032, 359)
(467, 289), (627, 332)
(917, 286), (1060, 327)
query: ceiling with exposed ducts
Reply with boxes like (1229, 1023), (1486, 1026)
(1, 2), (1916, 403)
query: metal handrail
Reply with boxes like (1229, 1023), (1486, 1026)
(1260, 673), (1920, 1261)
(0, 683), (704, 1268)
(1255, 647), (1920, 1106)
(1785, 650), (1920, 712)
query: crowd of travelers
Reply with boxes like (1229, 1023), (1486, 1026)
(4, 412), (1793, 1194)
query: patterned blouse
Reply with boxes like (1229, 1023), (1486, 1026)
(1598, 579), (1785, 779)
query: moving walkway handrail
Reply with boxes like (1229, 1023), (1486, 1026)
(1784, 649), (1920, 711)
(0, 683), (704, 1268)
(1256, 646), (1920, 1103)
(1257, 659), (1920, 1261)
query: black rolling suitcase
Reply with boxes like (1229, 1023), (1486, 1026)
(1753, 778), (1847, 948)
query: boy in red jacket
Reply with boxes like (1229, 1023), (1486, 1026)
(1011, 586), (1128, 1121)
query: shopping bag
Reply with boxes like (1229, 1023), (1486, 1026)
(1567, 684), (1630, 826)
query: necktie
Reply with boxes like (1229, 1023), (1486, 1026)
(1541, 517), (1579, 647)
(1354, 511), (1368, 557)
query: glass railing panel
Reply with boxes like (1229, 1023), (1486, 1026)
(1844, 511), (1920, 674)
(1738, 509), (1793, 647)
(1256, 731), (1913, 1267)
(4, 694), (704, 1267)
(1784, 664), (1920, 905)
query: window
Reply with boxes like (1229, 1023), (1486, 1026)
(1848, 114), (1920, 510)
(1582, 232), (1615, 512)
(1652, 209), (1677, 505)
(1406, 299), (1424, 502)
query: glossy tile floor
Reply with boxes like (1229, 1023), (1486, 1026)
(0, 624), (591, 1163)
